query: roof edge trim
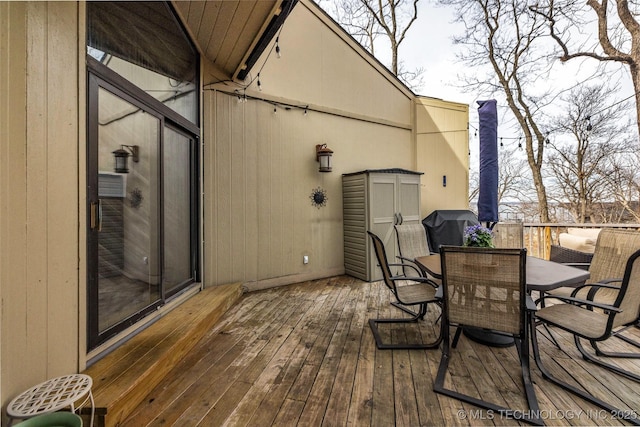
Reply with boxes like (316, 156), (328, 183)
(235, 0), (298, 81)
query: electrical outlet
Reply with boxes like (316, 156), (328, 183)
(303, 255), (309, 264)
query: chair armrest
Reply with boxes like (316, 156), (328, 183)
(570, 280), (623, 299)
(538, 294), (622, 313)
(390, 274), (438, 287)
(526, 295), (537, 312)
(435, 286), (443, 299)
(388, 262), (422, 277)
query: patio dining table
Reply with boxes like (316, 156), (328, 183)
(414, 254), (591, 346)
(414, 254), (590, 291)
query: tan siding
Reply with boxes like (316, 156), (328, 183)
(25, 1), (49, 384)
(1, 1), (79, 410)
(415, 97), (470, 214)
(202, 81), (413, 288)
(252, 0), (412, 128)
(43, 1), (79, 376)
(1, 1), (29, 408)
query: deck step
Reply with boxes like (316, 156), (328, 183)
(81, 283), (244, 427)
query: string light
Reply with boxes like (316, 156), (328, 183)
(500, 137), (504, 148)
(257, 73), (262, 91)
(518, 137), (522, 149)
(585, 115), (593, 131)
(275, 37), (281, 58)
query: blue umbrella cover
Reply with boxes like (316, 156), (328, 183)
(477, 99), (499, 224)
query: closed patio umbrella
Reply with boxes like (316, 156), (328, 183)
(477, 99), (499, 228)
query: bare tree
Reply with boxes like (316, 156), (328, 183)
(601, 148), (640, 222)
(440, 0), (553, 221)
(545, 85), (632, 222)
(321, 0), (380, 53)
(320, 0), (424, 90)
(531, 0), (640, 139)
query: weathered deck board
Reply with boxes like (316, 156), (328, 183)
(122, 276), (640, 426)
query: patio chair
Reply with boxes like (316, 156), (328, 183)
(394, 223), (435, 277)
(549, 244), (593, 269)
(367, 231), (443, 350)
(394, 224), (439, 316)
(547, 229), (640, 360)
(531, 248), (640, 425)
(434, 246), (542, 425)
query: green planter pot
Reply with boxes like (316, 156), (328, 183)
(14, 412), (82, 427)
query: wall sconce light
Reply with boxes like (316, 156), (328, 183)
(315, 144), (333, 173)
(113, 145), (139, 174)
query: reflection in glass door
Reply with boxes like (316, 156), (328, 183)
(163, 127), (196, 297)
(89, 85), (163, 341)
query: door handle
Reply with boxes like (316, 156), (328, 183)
(90, 200), (102, 231)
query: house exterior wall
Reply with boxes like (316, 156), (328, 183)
(202, 0), (417, 290)
(415, 97), (470, 213)
(0, 0), (469, 416)
(0, 1), (82, 410)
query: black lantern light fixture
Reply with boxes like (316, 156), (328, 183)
(315, 144), (333, 173)
(113, 145), (139, 173)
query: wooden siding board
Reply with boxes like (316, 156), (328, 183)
(45, 1), (79, 376)
(222, 1), (274, 78)
(216, 1), (256, 72)
(1, 0), (31, 400)
(244, 98), (259, 282)
(215, 93), (233, 285)
(256, 102), (271, 280)
(25, 1), (49, 382)
(185, 1), (205, 44)
(199, 1), (222, 60)
(230, 97), (246, 280)
(204, 2), (237, 68)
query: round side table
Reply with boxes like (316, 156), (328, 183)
(7, 374), (94, 427)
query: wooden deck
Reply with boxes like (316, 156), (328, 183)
(121, 275), (640, 426)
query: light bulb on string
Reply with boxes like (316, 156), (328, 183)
(586, 115), (593, 131)
(257, 73), (262, 91)
(275, 37), (281, 58)
(518, 137), (522, 149)
(500, 137), (503, 148)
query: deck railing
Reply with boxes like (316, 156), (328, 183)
(518, 223), (640, 259)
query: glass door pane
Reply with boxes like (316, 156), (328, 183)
(96, 86), (162, 334)
(162, 126), (195, 296)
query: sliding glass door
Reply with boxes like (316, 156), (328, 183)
(87, 72), (199, 350)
